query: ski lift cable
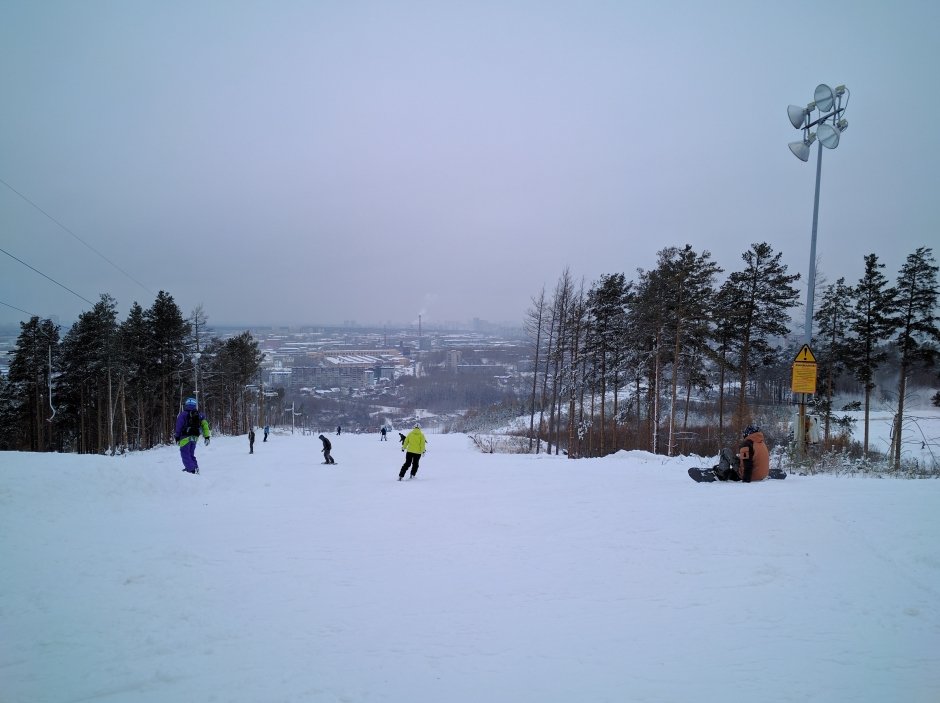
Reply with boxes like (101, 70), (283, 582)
(0, 246), (95, 306)
(0, 299), (38, 317)
(0, 177), (154, 297)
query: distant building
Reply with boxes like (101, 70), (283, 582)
(289, 349), (409, 390)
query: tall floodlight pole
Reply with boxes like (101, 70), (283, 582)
(786, 83), (850, 455)
(787, 83), (850, 342)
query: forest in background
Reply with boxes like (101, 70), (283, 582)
(520, 243), (938, 470)
(1, 243), (937, 471)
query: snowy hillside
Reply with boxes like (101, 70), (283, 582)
(2, 432), (938, 703)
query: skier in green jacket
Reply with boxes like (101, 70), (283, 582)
(398, 424), (427, 480)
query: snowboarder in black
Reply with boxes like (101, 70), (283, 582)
(319, 434), (336, 464)
(249, 427), (256, 454)
(380, 426), (388, 441)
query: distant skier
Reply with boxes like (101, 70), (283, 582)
(263, 425), (269, 442)
(399, 432), (406, 445)
(248, 427), (255, 454)
(380, 426), (388, 441)
(713, 424), (770, 482)
(319, 434), (336, 464)
(398, 423), (427, 480)
(337, 425), (342, 435)
(174, 396), (210, 474)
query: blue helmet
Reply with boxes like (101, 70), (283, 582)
(743, 424), (761, 438)
(184, 397), (198, 410)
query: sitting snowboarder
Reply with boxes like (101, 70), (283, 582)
(713, 424), (769, 482)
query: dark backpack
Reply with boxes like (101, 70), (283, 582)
(184, 410), (202, 437)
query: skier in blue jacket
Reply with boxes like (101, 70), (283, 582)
(175, 396), (210, 474)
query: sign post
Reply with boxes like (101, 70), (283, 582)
(791, 344), (817, 456)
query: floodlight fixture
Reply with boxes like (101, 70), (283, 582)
(788, 133), (816, 162)
(787, 101), (817, 130)
(817, 119), (848, 149)
(817, 123), (839, 149)
(814, 83), (834, 112)
(788, 104), (809, 129)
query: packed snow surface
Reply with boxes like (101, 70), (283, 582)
(2, 431), (938, 702)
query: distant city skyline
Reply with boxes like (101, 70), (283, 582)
(2, 2), (938, 329)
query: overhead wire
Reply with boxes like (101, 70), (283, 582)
(0, 176), (154, 297)
(0, 299), (39, 317)
(0, 246), (96, 306)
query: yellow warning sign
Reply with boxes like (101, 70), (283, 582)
(791, 344), (817, 393)
(794, 344), (816, 364)
(794, 344), (816, 363)
(791, 363), (817, 394)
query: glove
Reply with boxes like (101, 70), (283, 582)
(204, 436), (210, 446)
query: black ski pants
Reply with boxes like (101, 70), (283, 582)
(399, 452), (422, 478)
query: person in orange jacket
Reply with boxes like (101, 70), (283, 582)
(714, 424), (770, 482)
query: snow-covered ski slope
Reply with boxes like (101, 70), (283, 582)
(2, 431), (938, 703)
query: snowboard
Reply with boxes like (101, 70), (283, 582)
(688, 467), (786, 482)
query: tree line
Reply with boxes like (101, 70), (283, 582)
(0, 292), (263, 453)
(525, 243), (939, 469)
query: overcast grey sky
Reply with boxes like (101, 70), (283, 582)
(1, 1), (937, 330)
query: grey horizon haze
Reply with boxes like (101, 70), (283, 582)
(1, 1), (938, 330)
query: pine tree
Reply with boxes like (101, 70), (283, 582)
(846, 254), (896, 455)
(654, 245), (722, 456)
(724, 243), (801, 426)
(119, 302), (152, 449)
(4, 317), (60, 451)
(201, 331), (263, 434)
(58, 295), (120, 453)
(144, 291), (192, 444)
(564, 280), (588, 458)
(586, 272), (629, 456)
(813, 277), (854, 447)
(629, 267), (670, 453)
(710, 280), (742, 446)
(890, 247), (940, 469)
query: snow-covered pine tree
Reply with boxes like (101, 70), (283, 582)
(846, 254), (897, 456)
(3, 317), (60, 451)
(813, 277), (854, 448)
(890, 246), (939, 469)
(723, 242), (801, 428)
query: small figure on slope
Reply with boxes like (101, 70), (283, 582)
(319, 434), (336, 464)
(175, 396), (210, 474)
(248, 427), (255, 454)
